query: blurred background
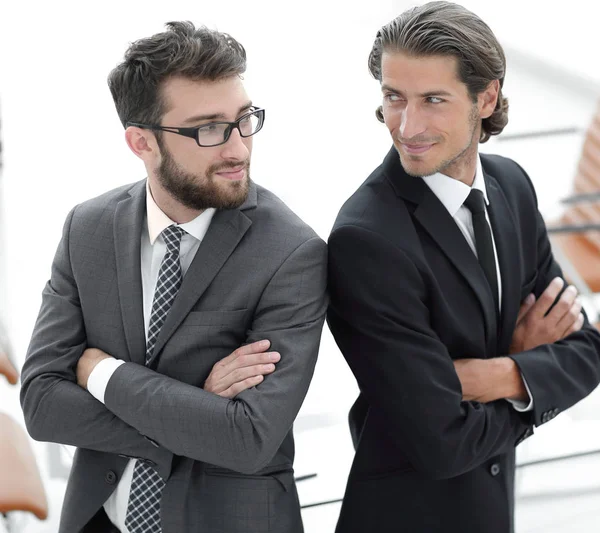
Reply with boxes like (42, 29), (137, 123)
(2, 0), (600, 531)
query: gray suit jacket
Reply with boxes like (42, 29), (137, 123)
(20, 179), (328, 533)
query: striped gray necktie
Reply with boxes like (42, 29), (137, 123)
(125, 224), (186, 533)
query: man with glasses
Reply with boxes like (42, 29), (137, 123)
(21, 22), (327, 533)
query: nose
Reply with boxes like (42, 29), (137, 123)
(399, 103), (426, 140)
(220, 127), (250, 161)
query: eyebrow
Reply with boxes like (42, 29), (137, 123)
(181, 102), (254, 124)
(381, 84), (453, 98)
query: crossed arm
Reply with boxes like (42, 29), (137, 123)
(21, 208), (328, 476)
(454, 207), (600, 426)
(99, 237), (326, 473)
(455, 276), (584, 404)
(20, 212), (173, 477)
(327, 218), (600, 480)
(328, 225), (534, 480)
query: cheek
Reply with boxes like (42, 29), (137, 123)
(444, 106), (473, 134)
(172, 145), (214, 174)
(382, 110), (400, 135)
(420, 112), (455, 142)
(242, 137), (253, 157)
(191, 155), (215, 175)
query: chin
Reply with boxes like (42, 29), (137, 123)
(394, 147), (428, 176)
(220, 176), (246, 193)
(400, 158), (437, 178)
(220, 180), (249, 207)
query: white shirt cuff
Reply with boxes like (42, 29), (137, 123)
(87, 358), (126, 404)
(506, 373), (534, 412)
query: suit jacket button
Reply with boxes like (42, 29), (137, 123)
(490, 463), (501, 477)
(105, 470), (118, 485)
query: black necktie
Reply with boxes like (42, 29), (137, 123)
(463, 189), (499, 313)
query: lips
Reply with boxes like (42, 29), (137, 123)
(215, 167), (246, 181)
(401, 143), (434, 155)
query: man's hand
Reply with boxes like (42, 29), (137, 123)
(454, 357), (526, 403)
(76, 348), (113, 389)
(204, 340), (280, 399)
(510, 277), (584, 354)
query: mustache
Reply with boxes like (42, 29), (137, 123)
(207, 159), (250, 175)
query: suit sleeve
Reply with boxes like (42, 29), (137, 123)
(327, 224), (531, 480)
(20, 207), (173, 479)
(508, 170), (600, 427)
(102, 236), (328, 474)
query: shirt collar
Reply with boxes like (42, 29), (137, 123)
(146, 180), (216, 244)
(421, 155), (489, 217)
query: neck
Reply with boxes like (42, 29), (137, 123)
(452, 153), (478, 186)
(147, 177), (204, 224)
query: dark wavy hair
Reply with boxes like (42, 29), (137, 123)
(368, 1), (508, 143)
(108, 21), (246, 132)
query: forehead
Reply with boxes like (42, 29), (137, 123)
(381, 51), (465, 92)
(160, 75), (250, 121)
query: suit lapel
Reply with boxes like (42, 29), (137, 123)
(384, 147), (498, 352)
(114, 180), (147, 365)
(483, 169), (521, 354)
(414, 189), (498, 353)
(146, 184), (256, 366)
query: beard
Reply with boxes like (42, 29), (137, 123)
(156, 145), (250, 211)
(397, 104), (480, 179)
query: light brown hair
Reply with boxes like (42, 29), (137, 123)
(369, 1), (508, 143)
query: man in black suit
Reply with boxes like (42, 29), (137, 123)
(327, 2), (600, 532)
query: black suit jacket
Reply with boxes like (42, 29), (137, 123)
(327, 147), (600, 533)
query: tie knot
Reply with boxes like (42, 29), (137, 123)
(464, 188), (486, 214)
(162, 225), (186, 253)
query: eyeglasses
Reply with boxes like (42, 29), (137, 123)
(126, 107), (265, 147)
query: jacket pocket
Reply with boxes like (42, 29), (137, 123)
(197, 467), (302, 532)
(204, 467), (295, 492)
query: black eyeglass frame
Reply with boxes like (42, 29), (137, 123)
(126, 107), (265, 147)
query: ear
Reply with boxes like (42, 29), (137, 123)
(124, 126), (160, 162)
(479, 79), (500, 119)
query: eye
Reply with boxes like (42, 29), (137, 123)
(199, 123), (219, 132)
(384, 93), (403, 103)
(426, 96), (444, 104)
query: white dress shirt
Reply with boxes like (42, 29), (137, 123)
(87, 181), (215, 533)
(422, 156), (533, 412)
